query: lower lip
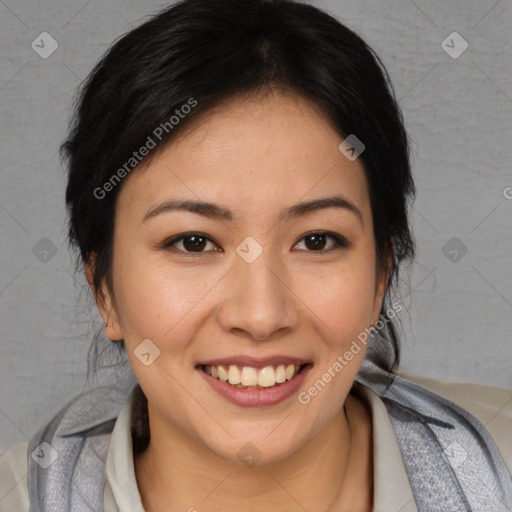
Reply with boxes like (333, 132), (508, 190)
(197, 364), (312, 407)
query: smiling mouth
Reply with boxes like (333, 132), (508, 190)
(199, 363), (311, 389)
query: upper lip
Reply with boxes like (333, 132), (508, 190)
(197, 355), (312, 369)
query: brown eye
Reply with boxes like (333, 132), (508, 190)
(182, 234), (208, 252)
(305, 233), (328, 250)
(164, 233), (219, 253)
(294, 232), (350, 252)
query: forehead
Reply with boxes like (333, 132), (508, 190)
(116, 91), (371, 223)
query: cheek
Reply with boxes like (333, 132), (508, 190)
(111, 248), (205, 344)
(297, 256), (377, 345)
(111, 246), (235, 367)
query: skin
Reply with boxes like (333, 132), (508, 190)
(86, 89), (389, 511)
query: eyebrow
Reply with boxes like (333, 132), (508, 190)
(142, 195), (363, 226)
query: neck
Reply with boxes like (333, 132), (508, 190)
(134, 392), (372, 512)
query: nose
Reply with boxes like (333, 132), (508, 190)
(215, 247), (300, 341)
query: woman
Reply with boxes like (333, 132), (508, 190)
(1, 0), (511, 510)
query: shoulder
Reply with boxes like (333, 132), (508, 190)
(397, 370), (512, 475)
(0, 441), (30, 512)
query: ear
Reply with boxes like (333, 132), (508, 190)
(370, 248), (393, 325)
(85, 252), (124, 341)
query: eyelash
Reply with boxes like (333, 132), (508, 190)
(161, 231), (350, 255)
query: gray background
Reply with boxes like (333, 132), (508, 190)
(1, 0), (511, 454)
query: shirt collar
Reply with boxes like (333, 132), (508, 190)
(353, 382), (418, 511)
(105, 385), (145, 512)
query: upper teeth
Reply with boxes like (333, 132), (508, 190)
(204, 364), (300, 387)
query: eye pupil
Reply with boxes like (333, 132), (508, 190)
(305, 234), (326, 250)
(183, 235), (206, 252)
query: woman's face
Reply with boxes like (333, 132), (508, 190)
(94, 91), (388, 464)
